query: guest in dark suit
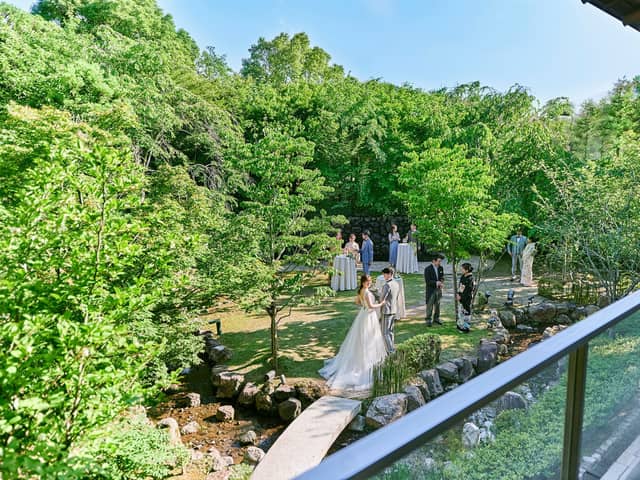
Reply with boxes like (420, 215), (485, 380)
(424, 253), (445, 326)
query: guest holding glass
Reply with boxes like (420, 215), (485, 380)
(388, 224), (400, 267)
(344, 233), (361, 263)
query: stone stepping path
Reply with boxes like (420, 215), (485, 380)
(251, 395), (361, 480)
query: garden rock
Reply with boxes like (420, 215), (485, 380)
(498, 344), (508, 356)
(157, 417), (181, 445)
(244, 446), (266, 464)
(185, 392), (201, 408)
(436, 361), (459, 383)
(453, 357), (475, 383)
(274, 383), (295, 401)
(237, 382), (259, 407)
(597, 296), (610, 308)
(491, 326), (511, 345)
(212, 371), (245, 398)
(366, 394), (408, 429)
(222, 456), (234, 466)
(278, 398), (302, 421)
(263, 370), (276, 382)
(403, 385), (426, 412)
(584, 304), (600, 316)
(216, 405), (235, 422)
(209, 449), (228, 472)
(498, 309), (516, 328)
(556, 314), (571, 325)
(528, 303), (557, 323)
(516, 324), (535, 333)
(349, 415), (366, 432)
(255, 390), (275, 414)
(494, 391), (527, 413)
(476, 340), (498, 373)
(412, 378), (432, 402)
(462, 422), (480, 448)
(542, 325), (567, 340)
(555, 302), (574, 315)
(571, 306), (587, 321)
(206, 472), (231, 480)
(238, 430), (257, 446)
(181, 421), (200, 435)
(419, 369), (443, 397)
(294, 380), (328, 407)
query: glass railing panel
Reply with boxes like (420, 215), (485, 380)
(374, 360), (569, 480)
(579, 311), (640, 479)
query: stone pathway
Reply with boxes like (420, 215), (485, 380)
(251, 395), (361, 480)
(600, 434), (640, 480)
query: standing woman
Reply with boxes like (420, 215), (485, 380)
(520, 239), (537, 286)
(388, 224), (400, 267)
(456, 263), (474, 333)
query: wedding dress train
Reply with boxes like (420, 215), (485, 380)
(319, 290), (388, 393)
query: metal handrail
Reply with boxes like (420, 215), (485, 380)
(296, 291), (640, 480)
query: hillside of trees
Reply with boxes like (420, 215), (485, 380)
(1, 1), (638, 477)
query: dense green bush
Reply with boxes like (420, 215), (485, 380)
(396, 333), (442, 372)
(89, 415), (190, 480)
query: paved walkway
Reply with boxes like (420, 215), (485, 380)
(600, 434), (640, 480)
(251, 395), (361, 480)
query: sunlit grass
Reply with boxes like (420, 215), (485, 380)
(207, 270), (488, 382)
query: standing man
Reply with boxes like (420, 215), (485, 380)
(361, 230), (374, 276)
(507, 229), (528, 281)
(424, 254), (445, 326)
(380, 267), (400, 353)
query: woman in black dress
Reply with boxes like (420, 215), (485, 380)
(456, 263), (474, 332)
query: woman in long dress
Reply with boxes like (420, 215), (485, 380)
(344, 233), (361, 264)
(388, 224), (400, 267)
(520, 240), (536, 287)
(319, 275), (388, 393)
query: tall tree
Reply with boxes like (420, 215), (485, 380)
(233, 130), (343, 373)
(397, 144), (519, 316)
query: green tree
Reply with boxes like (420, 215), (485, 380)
(397, 144), (519, 316)
(233, 130), (344, 373)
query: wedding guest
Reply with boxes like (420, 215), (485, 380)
(336, 229), (344, 247)
(388, 224), (400, 267)
(520, 239), (537, 286)
(344, 233), (361, 263)
(507, 229), (527, 281)
(361, 231), (374, 275)
(457, 263), (474, 314)
(424, 254), (445, 326)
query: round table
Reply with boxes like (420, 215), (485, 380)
(374, 275), (406, 319)
(396, 243), (419, 274)
(331, 255), (357, 291)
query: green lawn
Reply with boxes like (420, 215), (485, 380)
(209, 271), (488, 383)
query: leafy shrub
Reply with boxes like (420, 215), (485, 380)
(396, 333), (441, 371)
(91, 415), (190, 480)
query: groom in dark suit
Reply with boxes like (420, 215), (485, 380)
(424, 253), (445, 326)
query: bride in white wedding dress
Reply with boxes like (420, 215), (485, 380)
(319, 274), (388, 393)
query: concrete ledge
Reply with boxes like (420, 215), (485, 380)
(601, 434), (640, 480)
(251, 395), (361, 480)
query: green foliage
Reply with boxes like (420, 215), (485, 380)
(88, 414), (190, 480)
(373, 334), (441, 397)
(396, 333), (442, 372)
(372, 350), (413, 398)
(397, 143), (520, 314)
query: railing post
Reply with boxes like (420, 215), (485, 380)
(561, 344), (589, 480)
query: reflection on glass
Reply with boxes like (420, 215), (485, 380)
(579, 312), (640, 479)
(375, 361), (568, 480)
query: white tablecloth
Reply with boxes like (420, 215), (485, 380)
(375, 276), (406, 319)
(331, 255), (357, 291)
(396, 243), (419, 273)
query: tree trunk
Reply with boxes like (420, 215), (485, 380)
(268, 305), (279, 374)
(452, 257), (459, 320)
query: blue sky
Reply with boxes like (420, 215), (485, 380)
(7, 0), (640, 106)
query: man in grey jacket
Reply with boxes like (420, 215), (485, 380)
(507, 229), (528, 281)
(380, 267), (400, 353)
